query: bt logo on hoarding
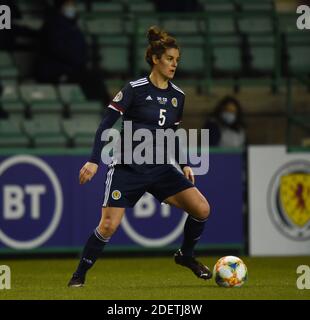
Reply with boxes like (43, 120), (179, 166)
(121, 193), (187, 247)
(0, 155), (63, 249)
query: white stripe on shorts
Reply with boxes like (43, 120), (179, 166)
(103, 165), (115, 207)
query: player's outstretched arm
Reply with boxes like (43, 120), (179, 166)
(79, 162), (98, 184)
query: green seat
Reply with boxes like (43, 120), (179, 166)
(287, 35), (310, 75)
(237, 0), (274, 12)
(2, 102), (25, 115)
(0, 52), (18, 79)
(17, 16), (43, 30)
(98, 36), (130, 74)
(126, 17), (160, 35)
(70, 101), (102, 116)
(136, 37), (151, 74)
(0, 119), (29, 147)
(91, 2), (124, 13)
(58, 84), (86, 104)
(208, 17), (236, 35)
(211, 36), (242, 74)
(199, 0), (235, 12)
(238, 17), (274, 34)
(128, 1), (155, 13)
(17, 0), (46, 14)
(177, 36), (206, 75)
(86, 18), (124, 35)
(23, 118), (67, 148)
(0, 82), (25, 117)
(162, 19), (201, 35)
(248, 35), (276, 74)
(62, 118), (100, 147)
(20, 84), (59, 103)
(278, 14), (297, 35)
(0, 82), (20, 103)
(20, 84), (62, 115)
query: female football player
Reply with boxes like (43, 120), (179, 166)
(68, 26), (212, 287)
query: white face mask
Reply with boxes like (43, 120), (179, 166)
(221, 112), (237, 125)
(63, 5), (76, 19)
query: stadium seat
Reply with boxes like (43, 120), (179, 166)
(162, 19), (201, 35)
(0, 52), (18, 79)
(70, 101), (102, 117)
(278, 14), (298, 35)
(86, 18), (124, 36)
(136, 37), (151, 74)
(91, 2), (124, 13)
(0, 82), (21, 103)
(16, 16), (43, 30)
(58, 84), (86, 104)
(0, 119), (29, 147)
(236, 0), (274, 12)
(0, 82), (25, 118)
(20, 84), (63, 116)
(23, 118), (68, 148)
(198, 0), (235, 13)
(247, 35), (276, 75)
(16, 0), (46, 15)
(210, 35), (242, 75)
(62, 117), (101, 147)
(207, 17), (236, 35)
(176, 36), (206, 75)
(238, 16), (274, 34)
(2, 102), (25, 119)
(128, 1), (155, 13)
(286, 35), (310, 75)
(126, 16), (160, 35)
(20, 84), (59, 105)
(97, 36), (130, 75)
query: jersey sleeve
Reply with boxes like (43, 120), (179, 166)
(89, 108), (121, 165)
(108, 82), (134, 115)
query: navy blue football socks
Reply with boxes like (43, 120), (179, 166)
(74, 228), (110, 278)
(181, 215), (207, 257)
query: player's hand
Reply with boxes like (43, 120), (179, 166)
(183, 166), (195, 184)
(79, 162), (98, 184)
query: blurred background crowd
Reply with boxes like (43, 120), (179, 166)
(0, 0), (309, 150)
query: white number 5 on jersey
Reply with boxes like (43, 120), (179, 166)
(158, 109), (166, 126)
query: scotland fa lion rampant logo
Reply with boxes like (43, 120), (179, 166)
(112, 190), (121, 200)
(268, 161), (310, 240)
(171, 97), (178, 107)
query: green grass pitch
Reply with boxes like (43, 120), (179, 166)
(1, 256), (310, 300)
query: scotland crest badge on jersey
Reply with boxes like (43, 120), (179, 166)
(171, 97), (178, 107)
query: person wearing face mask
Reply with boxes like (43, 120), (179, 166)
(35, 0), (86, 83)
(34, 0), (110, 105)
(204, 96), (246, 148)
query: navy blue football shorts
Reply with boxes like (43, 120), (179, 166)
(102, 163), (194, 208)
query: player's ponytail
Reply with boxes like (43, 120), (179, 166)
(145, 26), (179, 67)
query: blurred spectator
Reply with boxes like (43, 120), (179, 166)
(34, 0), (110, 104)
(0, 0), (38, 51)
(204, 96), (246, 148)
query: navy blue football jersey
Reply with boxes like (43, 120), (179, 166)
(108, 76), (185, 130)
(103, 76), (186, 169)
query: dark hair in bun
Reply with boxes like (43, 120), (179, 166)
(145, 26), (179, 67)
